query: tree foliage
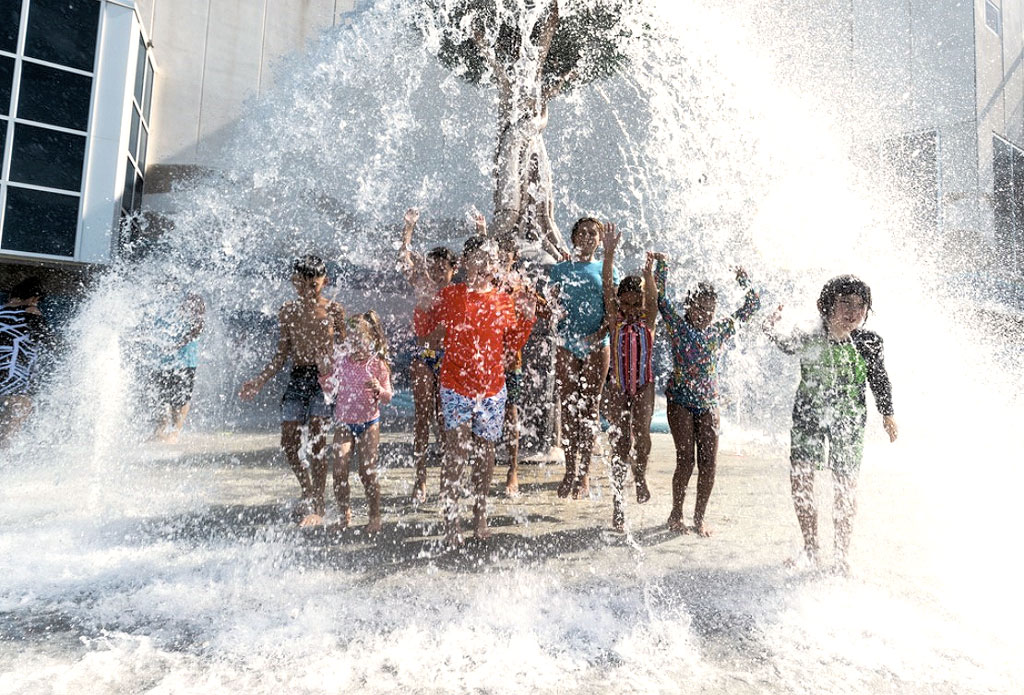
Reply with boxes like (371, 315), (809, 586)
(425, 0), (637, 96)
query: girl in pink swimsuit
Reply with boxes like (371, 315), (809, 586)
(320, 311), (393, 533)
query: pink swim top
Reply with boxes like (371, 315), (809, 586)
(320, 351), (393, 424)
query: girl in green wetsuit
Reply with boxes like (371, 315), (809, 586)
(766, 275), (898, 575)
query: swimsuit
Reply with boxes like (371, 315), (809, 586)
(344, 417), (380, 438)
(613, 319), (654, 396)
(654, 257), (760, 410)
(773, 328), (894, 474)
(281, 365), (333, 422)
(0, 307), (47, 397)
(549, 260), (617, 359)
(319, 352), (392, 427)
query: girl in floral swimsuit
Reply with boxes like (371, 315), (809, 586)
(653, 254), (761, 536)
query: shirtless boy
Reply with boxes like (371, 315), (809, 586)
(239, 255), (345, 526)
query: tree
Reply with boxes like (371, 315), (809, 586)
(423, 0), (638, 255)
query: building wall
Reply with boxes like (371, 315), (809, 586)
(140, 0), (354, 192)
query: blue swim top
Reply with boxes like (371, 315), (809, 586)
(549, 260), (618, 358)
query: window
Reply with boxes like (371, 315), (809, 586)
(992, 135), (1024, 274)
(1, 0), (153, 263)
(985, 0), (1001, 36)
(120, 36), (153, 220)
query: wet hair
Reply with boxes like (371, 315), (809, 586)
(462, 235), (498, 261)
(426, 246), (457, 268)
(497, 236), (520, 260)
(684, 281), (717, 308)
(292, 254), (327, 279)
(817, 274), (872, 320)
(617, 275), (644, 297)
(8, 277), (43, 301)
(570, 217), (603, 246)
(349, 310), (391, 367)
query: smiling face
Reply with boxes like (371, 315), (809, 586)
(426, 257), (455, 287)
(571, 220), (601, 259)
(826, 293), (868, 338)
(685, 294), (716, 330)
(618, 289), (645, 323)
(463, 247), (497, 285)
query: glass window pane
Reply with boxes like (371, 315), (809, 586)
(17, 61), (92, 131)
(143, 59), (154, 121)
(2, 185), (79, 257)
(0, 55), (13, 117)
(9, 122), (85, 191)
(122, 160), (133, 210)
(138, 125), (148, 171)
(25, 0), (100, 72)
(133, 35), (145, 105)
(0, 0), (20, 53)
(132, 169), (143, 211)
(128, 106), (140, 160)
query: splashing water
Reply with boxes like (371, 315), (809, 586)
(1, 1), (1021, 692)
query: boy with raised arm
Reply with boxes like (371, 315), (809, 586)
(239, 255), (345, 526)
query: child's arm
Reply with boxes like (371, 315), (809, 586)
(600, 222), (620, 335)
(730, 267), (761, 323)
(652, 253), (683, 330)
(239, 308), (291, 400)
(853, 331), (897, 442)
(643, 252), (658, 331)
(398, 208), (427, 282)
(370, 360), (394, 406)
(538, 199), (571, 261)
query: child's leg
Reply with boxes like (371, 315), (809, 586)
(555, 347), (580, 497)
(333, 428), (354, 527)
(410, 358), (435, 502)
(356, 424), (382, 533)
(573, 345), (610, 498)
(503, 400), (520, 496)
(692, 408), (720, 537)
(607, 388), (630, 531)
(441, 422), (472, 547)
(666, 403), (696, 531)
(831, 470), (858, 575)
(306, 416), (330, 520)
(790, 459), (818, 562)
(630, 383), (656, 504)
(469, 436), (497, 538)
(281, 420), (315, 512)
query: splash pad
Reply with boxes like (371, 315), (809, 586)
(1, 1), (1021, 692)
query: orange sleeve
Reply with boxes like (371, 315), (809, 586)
(413, 287), (448, 337)
(502, 293), (536, 354)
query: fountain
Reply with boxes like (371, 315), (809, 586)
(0, 0), (1021, 692)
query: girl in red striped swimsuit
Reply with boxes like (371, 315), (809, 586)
(601, 226), (658, 532)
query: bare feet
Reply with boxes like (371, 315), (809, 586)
(472, 513), (492, 539)
(365, 516), (382, 535)
(505, 468), (520, 497)
(784, 545), (820, 569)
(556, 471), (574, 498)
(298, 513), (324, 527)
(667, 514), (688, 533)
(693, 519), (712, 537)
(635, 477), (650, 504)
(571, 474), (590, 499)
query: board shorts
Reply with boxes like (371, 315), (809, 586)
(439, 385), (507, 442)
(281, 366), (332, 422)
(151, 367), (197, 409)
(505, 369), (524, 406)
(790, 416), (864, 475)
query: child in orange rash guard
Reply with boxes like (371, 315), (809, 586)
(413, 235), (537, 548)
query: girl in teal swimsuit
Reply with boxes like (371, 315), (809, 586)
(548, 218), (618, 498)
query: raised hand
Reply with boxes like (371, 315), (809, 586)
(473, 211), (487, 236)
(734, 266), (749, 285)
(600, 222), (620, 251)
(404, 208), (420, 229)
(644, 252), (655, 275)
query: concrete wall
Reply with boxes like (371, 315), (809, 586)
(141, 0), (355, 182)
